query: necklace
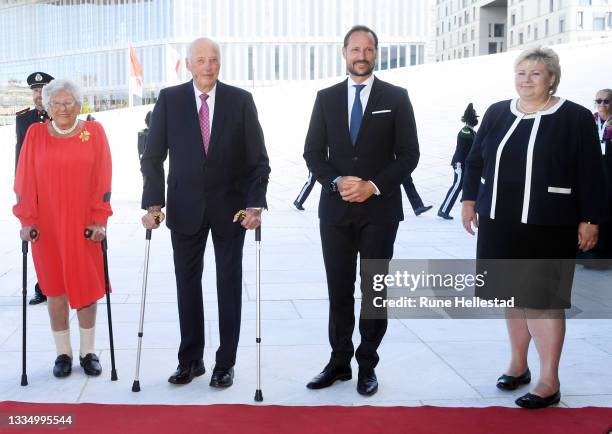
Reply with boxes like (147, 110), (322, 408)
(518, 95), (552, 115)
(51, 119), (79, 135)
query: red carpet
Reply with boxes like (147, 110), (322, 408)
(1, 401), (611, 434)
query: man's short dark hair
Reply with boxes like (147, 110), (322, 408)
(343, 25), (378, 49)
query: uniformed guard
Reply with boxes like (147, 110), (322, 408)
(15, 71), (54, 305)
(438, 102), (479, 220)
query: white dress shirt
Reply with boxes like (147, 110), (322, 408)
(193, 80), (216, 131)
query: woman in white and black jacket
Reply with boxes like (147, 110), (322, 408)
(461, 47), (607, 409)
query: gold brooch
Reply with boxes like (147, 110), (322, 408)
(79, 130), (91, 142)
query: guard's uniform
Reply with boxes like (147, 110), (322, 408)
(16, 71), (54, 305)
(15, 107), (50, 168)
(438, 125), (475, 216)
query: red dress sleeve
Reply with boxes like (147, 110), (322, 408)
(13, 124), (40, 227)
(89, 122), (113, 226)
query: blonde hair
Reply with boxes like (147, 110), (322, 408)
(514, 46), (561, 95)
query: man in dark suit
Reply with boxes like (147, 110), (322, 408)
(15, 71), (54, 305)
(304, 25), (420, 396)
(140, 37), (270, 389)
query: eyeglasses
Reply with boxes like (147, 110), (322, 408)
(49, 100), (77, 110)
(595, 99), (610, 105)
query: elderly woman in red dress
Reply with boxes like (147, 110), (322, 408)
(14, 79), (112, 378)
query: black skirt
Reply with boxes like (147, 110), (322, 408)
(476, 216), (577, 309)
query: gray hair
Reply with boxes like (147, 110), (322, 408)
(597, 88), (612, 100)
(187, 37), (221, 60)
(41, 79), (83, 111)
(514, 46), (561, 95)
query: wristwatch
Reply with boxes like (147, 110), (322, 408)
(330, 176), (341, 192)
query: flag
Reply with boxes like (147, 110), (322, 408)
(166, 44), (182, 83)
(129, 43), (143, 98)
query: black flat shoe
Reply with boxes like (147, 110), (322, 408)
(437, 210), (453, 220)
(515, 391), (561, 409)
(168, 359), (205, 385)
(306, 365), (352, 389)
(29, 284), (47, 305)
(357, 369), (378, 396)
(414, 205), (433, 216)
(293, 200), (305, 211)
(209, 367), (234, 388)
(497, 368), (531, 390)
(80, 353), (102, 376)
(53, 354), (72, 378)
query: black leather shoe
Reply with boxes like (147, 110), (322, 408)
(307, 365), (352, 389)
(357, 369), (378, 396)
(29, 283), (47, 305)
(293, 200), (305, 211)
(53, 354), (72, 378)
(209, 367), (234, 388)
(168, 359), (205, 384)
(437, 210), (453, 220)
(497, 368), (531, 390)
(414, 205), (433, 216)
(79, 353), (102, 376)
(515, 391), (561, 409)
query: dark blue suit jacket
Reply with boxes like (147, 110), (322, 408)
(141, 80), (270, 236)
(303, 77), (420, 223)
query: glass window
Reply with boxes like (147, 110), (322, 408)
(494, 24), (504, 37)
(593, 17), (606, 31)
(381, 46), (388, 70)
(390, 45), (398, 69)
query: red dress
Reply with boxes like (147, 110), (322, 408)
(13, 121), (113, 309)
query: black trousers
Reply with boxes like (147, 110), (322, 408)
(401, 175), (424, 211)
(438, 163), (464, 215)
(171, 212), (245, 368)
(320, 219), (398, 371)
(294, 172), (315, 206)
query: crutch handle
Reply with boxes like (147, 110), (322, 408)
(255, 226), (261, 242)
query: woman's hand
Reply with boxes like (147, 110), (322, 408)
(19, 225), (39, 242)
(85, 224), (106, 242)
(462, 201), (479, 235)
(577, 222), (598, 252)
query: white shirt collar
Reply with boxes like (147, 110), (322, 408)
(193, 80), (217, 101)
(347, 74), (375, 91)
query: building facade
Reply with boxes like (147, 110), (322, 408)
(433, 0), (612, 62)
(0, 0), (430, 113)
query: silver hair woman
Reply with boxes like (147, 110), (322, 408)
(14, 78), (113, 379)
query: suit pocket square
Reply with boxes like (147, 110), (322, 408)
(372, 109), (392, 115)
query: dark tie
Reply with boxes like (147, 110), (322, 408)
(199, 93), (210, 154)
(350, 84), (365, 145)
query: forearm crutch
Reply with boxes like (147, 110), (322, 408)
(20, 228), (37, 386)
(132, 224), (155, 392)
(254, 226), (263, 402)
(85, 228), (118, 381)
